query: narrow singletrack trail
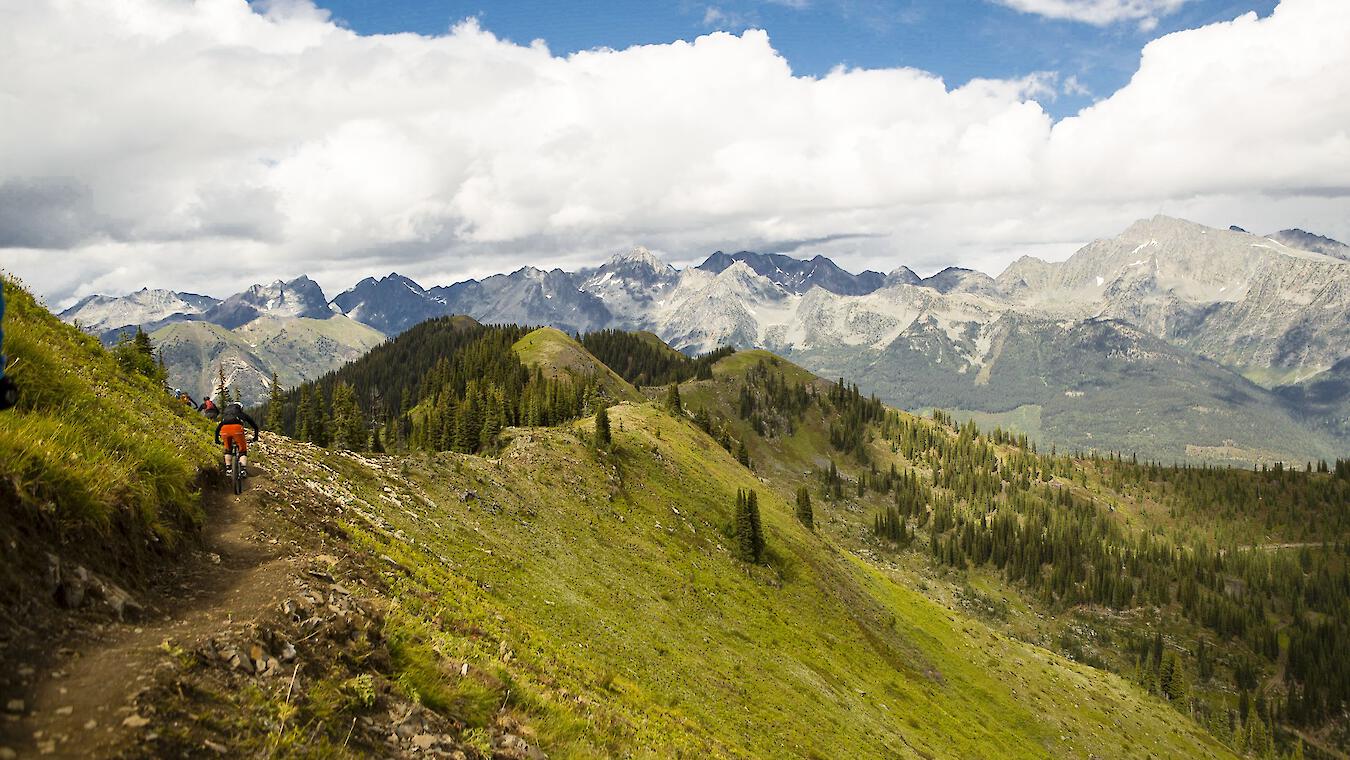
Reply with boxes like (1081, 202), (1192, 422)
(4, 459), (295, 758)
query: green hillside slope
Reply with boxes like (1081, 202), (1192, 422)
(0, 279), (215, 631)
(513, 327), (642, 402)
(679, 347), (1348, 756)
(256, 406), (1229, 759)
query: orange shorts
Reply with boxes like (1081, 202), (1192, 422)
(220, 424), (248, 454)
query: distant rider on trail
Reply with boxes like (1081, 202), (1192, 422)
(215, 402), (260, 477)
(199, 396), (219, 420)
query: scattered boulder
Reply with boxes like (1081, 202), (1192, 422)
(89, 577), (142, 621)
(57, 566), (90, 609)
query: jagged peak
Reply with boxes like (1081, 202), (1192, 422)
(605, 246), (671, 271)
(885, 265), (921, 285)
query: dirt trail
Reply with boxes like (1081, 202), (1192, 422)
(2, 462), (294, 759)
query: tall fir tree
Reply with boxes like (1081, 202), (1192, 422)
(747, 489), (764, 562)
(733, 489), (766, 564)
(331, 382), (365, 450)
(264, 372), (284, 432)
(665, 382), (682, 414)
(215, 362), (228, 407)
(594, 405), (612, 448)
(294, 385), (313, 441)
(307, 385), (328, 447)
(795, 485), (813, 529)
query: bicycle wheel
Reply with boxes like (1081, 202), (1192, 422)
(232, 444), (242, 494)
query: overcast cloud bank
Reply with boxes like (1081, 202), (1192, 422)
(2, 0), (1348, 305)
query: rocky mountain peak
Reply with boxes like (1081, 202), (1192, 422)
(696, 250), (883, 296)
(885, 266), (922, 286)
(919, 267), (1002, 298)
(605, 246), (672, 272)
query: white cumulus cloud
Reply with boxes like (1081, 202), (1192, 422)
(1, 0), (1347, 306)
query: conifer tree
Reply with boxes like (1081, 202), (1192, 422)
(215, 363), (228, 406)
(331, 382), (365, 450)
(747, 489), (764, 562)
(294, 385), (312, 441)
(264, 372), (284, 432)
(734, 494), (766, 564)
(307, 385), (328, 446)
(795, 485), (813, 529)
(665, 382), (682, 414)
(594, 405), (611, 448)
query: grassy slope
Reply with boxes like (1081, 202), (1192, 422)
(633, 330), (689, 361)
(683, 347), (1350, 753)
(292, 401), (1229, 759)
(512, 327), (643, 402)
(0, 280), (216, 615)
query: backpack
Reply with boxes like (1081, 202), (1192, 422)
(223, 402), (244, 422)
(203, 398), (216, 411)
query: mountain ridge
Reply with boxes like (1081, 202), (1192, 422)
(55, 215), (1350, 459)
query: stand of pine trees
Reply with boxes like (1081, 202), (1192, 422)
(256, 321), (608, 455)
(579, 329), (732, 387)
(848, 402), (1350, 741)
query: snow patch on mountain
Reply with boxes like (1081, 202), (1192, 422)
(59, 288), (219, 334)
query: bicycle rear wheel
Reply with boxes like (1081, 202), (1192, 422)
(231, 444), (242, 494)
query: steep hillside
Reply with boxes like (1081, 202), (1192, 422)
(126, 409), (1228, 758)
(1276, 357), (1350, 442)
(0, 279), (216, 643)
(676, 347), (1349, 755)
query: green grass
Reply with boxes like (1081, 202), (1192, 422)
(0, 278), (217, 602)
(279, 401), (1233, 759)
(512, 327), (643, 402)
(944, 404), (1046, 446)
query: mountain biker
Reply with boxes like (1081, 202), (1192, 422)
(0, 286), (16, 411)
(215, 402), (260, 477)
(199, 396), (219, 420)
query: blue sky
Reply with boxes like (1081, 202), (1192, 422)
(313, 0), (1277, 118)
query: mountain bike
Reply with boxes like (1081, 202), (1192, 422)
(228, 440), (244, 495)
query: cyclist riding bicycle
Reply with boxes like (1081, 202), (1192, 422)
(0, 286), (16, 411)
(215, 402), (260, 477)
(199, 396), (219, 420)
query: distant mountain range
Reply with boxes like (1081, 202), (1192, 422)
(59, 217), (1350, 463)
